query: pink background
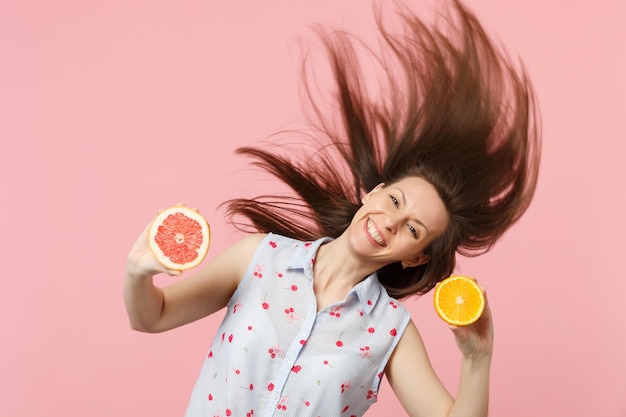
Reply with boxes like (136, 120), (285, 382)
(1, 0), (624, 416)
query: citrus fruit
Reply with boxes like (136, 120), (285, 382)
(148, 206), (210, 270)
(433, 275), (485, 326)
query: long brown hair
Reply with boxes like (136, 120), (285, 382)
(223, 0), (541, 299)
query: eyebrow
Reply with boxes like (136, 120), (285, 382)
(393, 187), (430, 235)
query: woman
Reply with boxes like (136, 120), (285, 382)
(125, 1), (540, 416)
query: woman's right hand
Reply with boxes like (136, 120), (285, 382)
(125, 210), (183, 279)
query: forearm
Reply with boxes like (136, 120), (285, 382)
(124, 262), (166, 333)
(448, 354), (492, 417)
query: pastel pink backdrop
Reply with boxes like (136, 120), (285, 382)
(1, 0), (624, 416)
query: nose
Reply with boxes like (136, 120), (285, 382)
(384, 215), (399, 234)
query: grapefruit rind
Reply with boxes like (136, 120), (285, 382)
(434, 275), (485, 326)
(148, 206), (210, 271)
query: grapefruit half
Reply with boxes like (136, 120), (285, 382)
(148, 206), (210, 270)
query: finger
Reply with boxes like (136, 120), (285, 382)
(448, 324), (471, 343)
(165, 268), (183, 277)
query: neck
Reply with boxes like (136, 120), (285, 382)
(313, 236), (378, 292)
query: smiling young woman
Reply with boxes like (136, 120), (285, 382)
(125, 1), (540, 416)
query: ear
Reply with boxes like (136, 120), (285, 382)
(361, 183), (385, 204)
(402, 253), (430, 268)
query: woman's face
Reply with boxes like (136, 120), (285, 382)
(347, 176), (449, 268)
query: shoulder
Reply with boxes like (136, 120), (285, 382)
(234, 233), (269, 251)
(219, 233), (268, 258)
(208, 233), (268, 277)
(221, 233), (302, 270)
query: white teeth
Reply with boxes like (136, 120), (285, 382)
(367, 220), (385, 246)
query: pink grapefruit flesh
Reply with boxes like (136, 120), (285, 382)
(148, 206), (210, 270)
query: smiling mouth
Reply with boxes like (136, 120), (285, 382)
(366, 219), (386, 247)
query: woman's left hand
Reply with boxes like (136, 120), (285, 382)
(449, 287), (494, 359)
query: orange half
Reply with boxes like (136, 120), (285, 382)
(434, 275), (485, 326)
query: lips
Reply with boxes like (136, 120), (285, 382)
(366, 219), (386, 247)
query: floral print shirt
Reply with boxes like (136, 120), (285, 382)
(185, 233), (410, 417)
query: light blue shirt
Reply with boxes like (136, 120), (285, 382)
(185, 233), (410, 417)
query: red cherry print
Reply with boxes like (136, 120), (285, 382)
(262, 302), (269, 309)
(342, 405), (350, 413)
(304, 242), (312, 247)
(341, 380), (351, 393)
(299, 339), (307, 345)
(221, 332), (225, 342)
(390, 328), (397, 336)
(330, 306), (343, 317)
(311, 258), (315, 264)
(285, 307), (298, 323)
(208, 393), (213, 400)
(268, 383), (274, 391)
(208, 350), (213, 358)
(228, 334), (233, 343)
(360, 346), (372, 358)
(247, 325), (253, 331)
(368, 327), (375, 333)
(323, 360), (329, 365)
(249, 384), (254, 390)
(277, 272), (283, 278)
(389, 301), (398, 308)
(367, 299), (372, 305)
(233, 368), (240, 375)
(291, 284), (298, 291)
(269, 241), (277, 248)
(253, 264), (264, 278)
(336, 340), (343, 347)
(358, 310), (364, 316)
(291, 365), (302, 373)
(226, 409), (232, 416)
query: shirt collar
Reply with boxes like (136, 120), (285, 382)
(286, 236), (331, 275)
(349, 273), (382, 315)
(286, 237), (382, 314)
